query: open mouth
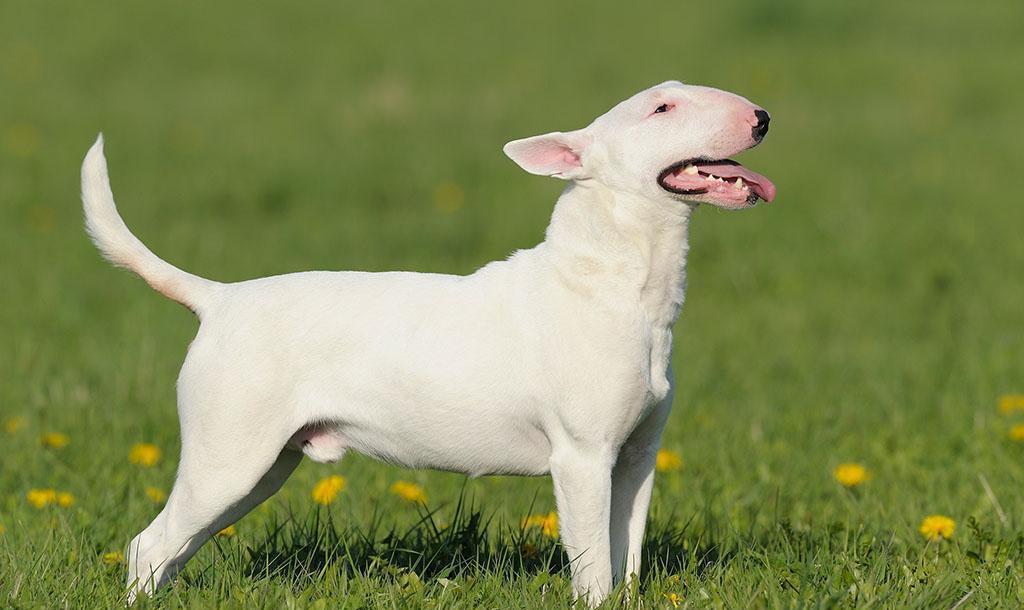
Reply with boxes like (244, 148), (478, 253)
(658, 159), (777, 206)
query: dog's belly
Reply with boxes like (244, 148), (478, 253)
(334, 409), (553, 477)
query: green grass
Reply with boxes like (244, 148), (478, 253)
(2, 0), (1024, 607)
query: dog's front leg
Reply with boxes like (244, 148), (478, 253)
(549, 446), (615, 607)
(609, 395), (672, 589)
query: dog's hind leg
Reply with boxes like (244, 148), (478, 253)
(125, 439), (302, 603)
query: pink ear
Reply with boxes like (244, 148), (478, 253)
(503, 131), (589, 179)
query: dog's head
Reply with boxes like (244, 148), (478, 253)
(504, 81), (775, 209)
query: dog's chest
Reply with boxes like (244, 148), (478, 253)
(547, 299), (679, 443)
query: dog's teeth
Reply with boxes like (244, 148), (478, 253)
(707, 174), (717, 181)
(734, 177), (744, 189)
(682, 165), (699, 175)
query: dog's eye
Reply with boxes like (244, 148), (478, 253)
(653, 104), (672, 114)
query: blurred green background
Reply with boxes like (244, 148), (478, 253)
(1, 0), (1023, 607)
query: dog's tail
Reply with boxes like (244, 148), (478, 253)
(81, 134), (219, 316)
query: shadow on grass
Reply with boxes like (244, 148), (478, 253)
(188, 491), (734, 590)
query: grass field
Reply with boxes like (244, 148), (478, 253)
(2, 0), (1024, 607)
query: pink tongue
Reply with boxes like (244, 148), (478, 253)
(698, 162), (777, 202)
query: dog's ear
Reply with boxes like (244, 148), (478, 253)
(503, 130), (590, 180)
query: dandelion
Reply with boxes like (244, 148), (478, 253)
(390, 480), (427, 504)
(172, 120), (204, 153)
(656, 449), (683, 472)
(217, 525), (236, 537)
(2, 123), (41, 158)
(665, 592), (682, 608)
(102, 551), (124, 565)
(0, 523), (6, 535)
(311, 475), (346, 505)
(27, 489), (57, 508)
(26, 489), (73, 509)
(919, 515), (955, 541)
(521, 511), (559, 538)
(28, 204), (54, 234)
(833, 463), (870, 488)
(144, 487), (167, 503)
(998, 394), (1024, 415)
(1009, 424), (1024, 442)
(129, 443), (161, 467)
(432, 181), (465, 214)
(4, 416), (26, 434)
(40, 432), (69, 449)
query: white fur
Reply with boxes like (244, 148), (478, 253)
(82, 81), (770, 606)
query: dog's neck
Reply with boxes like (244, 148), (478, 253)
(541, 180), (694, 333)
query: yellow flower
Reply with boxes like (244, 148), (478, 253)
(0, 523), (6, 535)
(1009, 424), (1024, 442)
(27, 489), (57, 508)
(665, 592), (682, 608)
(217, 525), (236, 538)
(521, 511), (559, 538)
(129, 443), (161, 467)
(26, 489), (73, 509)
(433, 181), (465, 214)
(998, 394), (1024, 415)
(311, 475), (346, 505)
(656, 449), (683, 472)
(144, 487), (167, 503)
(833, 463), (870, 488)
(40, 432), (69, 449)
(102, 551), (124, 565)
(4, 416), (26, 434)
(390, 481), (427, 504)
(919, 515), (955, 541)
(2, 123), (41, 158)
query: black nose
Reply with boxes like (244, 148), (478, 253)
(752, 109), (770, 142)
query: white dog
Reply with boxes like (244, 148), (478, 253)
(81, 80), (774, 606)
